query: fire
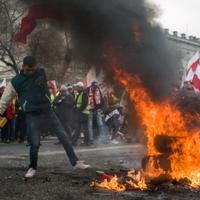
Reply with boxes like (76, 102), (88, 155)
(114, 68), (200, 187)
(91, 65), (200, 191)
(91, 170), (147, 192)
(91, 175), (126, 192)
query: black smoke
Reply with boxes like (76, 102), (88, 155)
(20, 0), (180, 99)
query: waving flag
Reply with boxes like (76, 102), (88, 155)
(14, 5), (64, 43)
(184, 52), (200, 92)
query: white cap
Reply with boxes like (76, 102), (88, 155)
(60, 85), (67, 91)
(66, 84), (73, 90)
(76, 81), (84, 87)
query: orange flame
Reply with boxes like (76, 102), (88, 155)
(91, 170), (147, 192)
(114, 67), (200, 187)
(91, 51), (200, 191)
(91, 176), (126, 192)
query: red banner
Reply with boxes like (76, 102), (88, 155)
(14, 5), (64, 43)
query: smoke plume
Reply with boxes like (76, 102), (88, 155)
(20, 0), (180, 99)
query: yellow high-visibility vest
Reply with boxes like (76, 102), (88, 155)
(76, 92), (90, 115)
(51, 92), (60, 102)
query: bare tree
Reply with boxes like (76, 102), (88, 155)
(0, 1), (88, 83)
(0, 0), (26, 74)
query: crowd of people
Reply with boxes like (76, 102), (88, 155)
(52, 81), (128, 146)
(0, 65), (127, 147)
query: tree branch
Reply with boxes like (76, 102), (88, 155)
(0, 41), (18, 74)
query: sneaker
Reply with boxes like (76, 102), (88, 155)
(111, 139), (119, 145)
(74, 160), (91, 169)
(25, 168), (36, 178)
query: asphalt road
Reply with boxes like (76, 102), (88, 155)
(0, 138), (200, 200)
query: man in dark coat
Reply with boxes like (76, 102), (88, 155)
(53, 85), (75, 138)
(0, 56), (90, 178)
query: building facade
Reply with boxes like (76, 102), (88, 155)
(165, 29), (200, 69)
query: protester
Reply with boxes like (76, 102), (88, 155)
(48, 81), (58, 102)
(0, 56), (91, 178)
(1, 103), (14, 143)
(88, 81), (107, 143)
(106, 88), (119, 107)
(0, 86), (8, 143)
(71, 82), (91, 146)
(66, 84), (77, 134)
(173, 81), (200, 114)
(53, 84), (75, 138)
(67, 84), (75, 98)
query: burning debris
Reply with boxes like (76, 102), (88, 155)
(90, 67), (200, 192)
(114, 67), (200, 185)
(91, 170), (147, 192)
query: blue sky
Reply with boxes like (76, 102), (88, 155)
(149, 0), (200, 37)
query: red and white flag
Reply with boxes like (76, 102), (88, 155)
(184, 52), (200, 92)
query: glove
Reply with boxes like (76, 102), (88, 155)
(0, 116), (7, 128)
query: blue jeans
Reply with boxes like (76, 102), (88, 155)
(71, 112), (89, 146)
(88, 109), (107, 141)
(26, 109), (78, 169)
